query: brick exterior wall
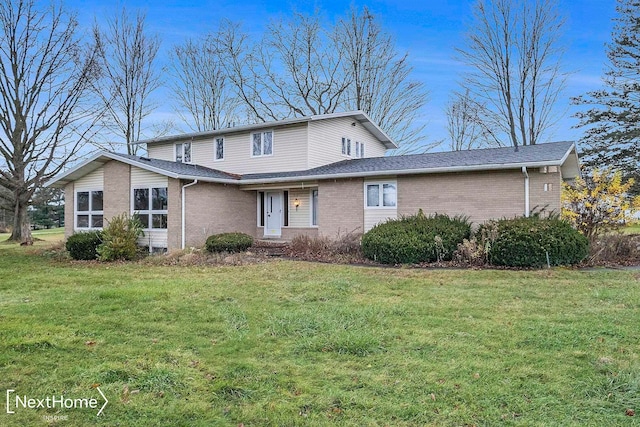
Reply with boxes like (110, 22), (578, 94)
(529, 170), (562, 215)
(103, 160), (131, 221)
(64, 182), (74, 238)
(184, 182), (256, 247)
(397, 169), (559, 226)
(167, 178), (182, 251)
(318, 178), (364, 237)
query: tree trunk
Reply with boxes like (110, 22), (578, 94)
(8, 199), (33, 245)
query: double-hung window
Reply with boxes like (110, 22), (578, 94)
(176, 142), (192, 163)
(215, 137), (224, 161)
(342, 137), (352, 156)
(133, 187), (168, 230)
(355, 141), (365, 158)
(76, 190), (103, 229)
(365, 182), (397, 208)
(252, 131), (273, 157)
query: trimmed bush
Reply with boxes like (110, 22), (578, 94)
(361, 211), (472, 264)
(205, 232), (254, 253)
(486, 217), (589, 267)
(66, 231), (103, 260)
(97, 213), (145, 261)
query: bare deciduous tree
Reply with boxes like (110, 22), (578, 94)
(216, 14), (349, 123)
(336, 7), (429, 151)
(93, 7), (161, 154)
(213, 8), (428, 150)
(446, 90), (490, 151)
(456, 0), (567, 147)
(169, 37), (243, 132)
(0, 0), (98, 243)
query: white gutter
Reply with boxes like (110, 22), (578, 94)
(521, 166), (530, 217)
(181, 179), (199, 249)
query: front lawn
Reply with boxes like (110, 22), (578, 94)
(0, 227), (64, 243)
(0, 245), (638, 425)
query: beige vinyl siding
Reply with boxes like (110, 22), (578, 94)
(308, 116), (388, 168)
(74, 167), (104, 190)
(131, 167), (168, 188)
(160, 123), (308, 174)
(138, 231), (168, 250)
(146, 142), (174, 161)
(364, 208), (397, 232)
(288, 189), (311, 228)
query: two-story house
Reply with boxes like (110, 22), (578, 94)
(47, 111), (580, 253)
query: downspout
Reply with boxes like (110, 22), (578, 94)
(521, 166), (530, 217)
(181, 179), (199, 249)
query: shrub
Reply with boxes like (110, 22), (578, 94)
(97, 213), (144, 261)
(66, 231), (103, 260)
(589, 233), (640, 265)
(361, 211), (471, 264)
(288, 231), (363, 262)
(205, 232), (253, 253)
(486, 217), (589, 267)
(562, 169), (640, 242)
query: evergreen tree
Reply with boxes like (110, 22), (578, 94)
(574, 0), (640, 194)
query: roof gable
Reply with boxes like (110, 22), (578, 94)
(134, 111), (398, 149)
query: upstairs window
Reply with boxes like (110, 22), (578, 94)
(342, 137), (352, 156)
(175, 142), (192, 163)
(215, 137), (224, 161)
(252, 131), (273, 157)
(365, 182), (397, 208)
(355, 141), (365, 158)
(133, 187), (168, 230)
(76, 190), (103, 229)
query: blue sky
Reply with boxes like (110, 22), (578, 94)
(71, 0), (617, 149)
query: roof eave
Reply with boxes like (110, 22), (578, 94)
(135, 110), (399, 149)
(236, 160), (567, 185)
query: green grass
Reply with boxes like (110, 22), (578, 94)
(0, 244), (639, 426)
(624, 222), (640, 235)
(0, 227), (65, 243)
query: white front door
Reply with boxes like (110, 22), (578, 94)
(265, 192), (282, 237)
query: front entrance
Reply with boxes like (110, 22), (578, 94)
(264, 192), (282, 237)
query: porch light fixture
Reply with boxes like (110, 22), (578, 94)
(293, 198), (300, 210)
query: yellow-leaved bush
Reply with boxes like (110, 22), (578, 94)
(562, 169), (640, 242)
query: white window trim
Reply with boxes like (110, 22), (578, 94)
(131, 186), (169, 231)
(214, 137), (224, 161)
(175, 142), (192, 164)
(364, 181), (398, 209)
(310, 188), (319, 227)
(75, 189), (104, 230)
(341, 137), (352, 158)
(250, 130), (274, 158)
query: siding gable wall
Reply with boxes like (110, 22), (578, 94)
(147, 123), (309, 174)
(307, 116), (388, 168)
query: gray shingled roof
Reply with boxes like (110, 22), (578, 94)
(242, 141), (576, 181)
(108, 152), (241, 180)
(47, 140), (576, 188)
